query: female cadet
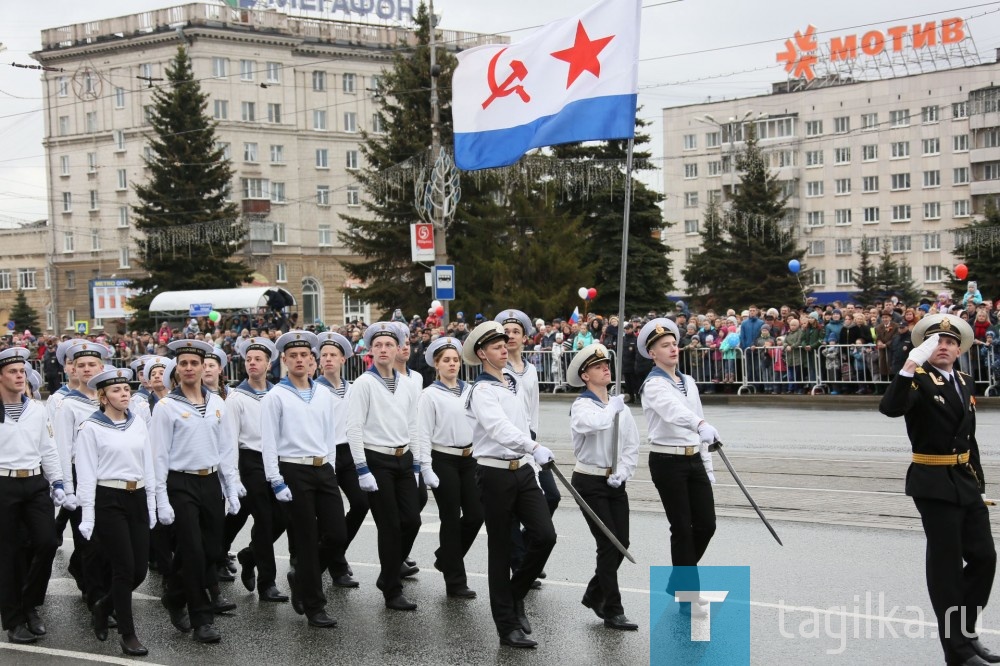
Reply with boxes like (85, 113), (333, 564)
(75, 367), (156, 656)
(416, 336), (481, 599)
(637, 318), (721, 612)
(567, 343), (639, 631)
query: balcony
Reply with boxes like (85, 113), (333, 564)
(970, 146), (1000, 164)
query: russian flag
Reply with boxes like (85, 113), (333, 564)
(569, 307), (581, 324)
(452, 0), (640, 171)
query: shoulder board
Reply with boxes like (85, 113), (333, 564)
(958, 370), (971, 378)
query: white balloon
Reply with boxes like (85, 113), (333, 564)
(577, 287), (589, 299)
(431, 300), (442, 309)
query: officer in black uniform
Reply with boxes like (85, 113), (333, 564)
(879, 313), (998, 666)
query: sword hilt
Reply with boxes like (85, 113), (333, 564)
(708, 440), (723, 452)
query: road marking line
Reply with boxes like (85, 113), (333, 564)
(0, 642), (171, 665)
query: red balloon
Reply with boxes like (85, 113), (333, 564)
(587, 288), (597, 299)
(435, 306), (444, 316)
(955, 264), (969, 280)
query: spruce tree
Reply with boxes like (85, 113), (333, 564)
(9, 289), (39, 333)
(682, 199), (732, 310)
(947, 201), (1000, 297)
(853, 236), (879, 305)
(128, 46), (249, 330)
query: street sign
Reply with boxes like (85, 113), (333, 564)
(75, 320), (89, 335)
(410, 223), (435, 262)
(189, 303), (213, 317)
(433, 265), (455, 301)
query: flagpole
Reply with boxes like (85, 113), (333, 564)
(611, 137), (635, 475)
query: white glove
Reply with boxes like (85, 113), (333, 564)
(158, 503), (175, 526)
(533, 445), (554, 466)
(358, 472), (378, 493)
(607, 472), (626, 488)
(421, 468), (440, 490)
(148, 510), (157, 530)
(608, 395), (626, 414)
(908, 333), (940, 367)
(708, 471), (717, 485)
(227, 496), (241, 515)
(63, 493), (79, 511)
(274, 486), (293, 503)
(234, 481), (248, 499)
(79, 521), (94, 541)
(697, 422), (719, 445)
(52, 487), (66, 507)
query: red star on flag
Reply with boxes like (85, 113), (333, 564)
(550, 21), (615, 88)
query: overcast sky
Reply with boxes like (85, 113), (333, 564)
(2, 0), (998, 223)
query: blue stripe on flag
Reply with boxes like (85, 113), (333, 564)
(454, 93), (637, 171)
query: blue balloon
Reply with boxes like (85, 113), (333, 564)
(788, 259), (801, 274)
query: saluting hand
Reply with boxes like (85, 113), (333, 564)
(907, 333), (940, 368)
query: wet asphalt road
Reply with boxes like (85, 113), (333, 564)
(5, 401), (999, 665)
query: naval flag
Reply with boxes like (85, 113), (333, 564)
(452, 0), (640, 171)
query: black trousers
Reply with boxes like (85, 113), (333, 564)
(279, 462), (346, 615)
(0, 475), (58, 630)
(571, 472), (630, 617)
(162, 471), (224, 629)
(68, 466), (110, 607)
(649, 452), (716, 582)
(510, 466), (561, 571)
(913, 497), (997, 662)
(477, 464), (557, 636)
(234, 449), (286, 589)
(430, 450), (483, 588)
(326, 443), (369, 577)
(365, 449), (421, 600)
(94, 487), (149, 637)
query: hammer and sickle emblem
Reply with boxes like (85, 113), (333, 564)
(482, 48), (530, 110)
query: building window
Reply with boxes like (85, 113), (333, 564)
(984, 162), (1000, 181)
(113, 129), (126, 151)
(241, 101), (255, 122)
(806, 181), (823, 197)
(89, 190), (99, 210)
(953, 102), (969, 119)
(312, 71), (326, 91)
(270, 145), (284, 164)
(834, 147), (850, 164)
(954, 200), (971, 217)
(890, 173), (910, 191)
(833, 116), (850, 134)
(270, 182), (286, 203)
(302, 277), (322, 323)
(861, 113), (878, 131)
(241, 178), (267, 199)
(114, 86), (125, 109)
(891, 235), (911, 254)
(890, 141), (910, 159)
(889, 109), (910, 127)
(862, 144), (878, 161)
(267, 103), (281, 124)
(0, 270), (9, 291)
(922, 170), (940, 189)
(56, 77), (68, 97)
(707, 161), (721, 176)
(243, 142), (258, 162)
(212, 57), (228, 78)
(59, 155), (70, 176)
(835, 238), (853, 254)
(343, 290), (371, 324)
(117, 169), (127, 191)
(954, 134), (969, 152)
(316, 185), (330, 205)
(315, 149), (329, 169)
(85, 112), (97, 133)
(923, 201), (941, 220)
(924, 233), (941, 250)
(805, 150), (823, 167)
(685, 247), (700, 262)
(346, 187), (360, 207)
(371, 113), (385, 134)
(118, 206), (129, 228)
(835, 209), (852, 226)
(63, 232), (74, 253)
(891, 204), (911, 222)
(240, 59), (256, 81)
(342, 73), (356, 94)
(921, 105), (940, 123)
(683, 192), (698, 208)
(17, 268), (36, 290)
(708, 189), (723, 202)
(273, 222), (286, 244)
(705, 131), (720, 148)
(805, 120), (823, 136)
(343, 112), (357, 133)
(954, 167), (970, 185)
(924, 265), (943, 282)
(90, 229), (101, 251)
(345, 150), (359, 170)
(807, 211), (824, 227)
(836, 269), (854, 285)
(863, 207), (880, 223)
(276, 263), (287, 283)
(265, 61), (281, 83)
(87, 152), (97, 173)
(143, 105), (153, 125)
(58, 116), (70, 136)
(216, 142), (230, 160)
(313, 109), (327, 130)
(810, 270), (826, 286)
(318, 225), (332, 246)
(65, 271), (75, 289)
(922, 138), (940, 155)
(61, 192), (72, 213)
(684, 219), (699, 234)
(119, 246), (130, 268)
(807, 240), (825, 256)
(66, 309), (76, 330)
(835, 178), (851, 195)
(213, 100), (228, 120)
(683, 164), (698, 179)
(683, 134), (697, 150)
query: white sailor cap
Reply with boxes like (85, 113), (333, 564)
(168, 339), (214, 359)
(0, 347), (30, 369)
(143, 356), (169, 384)
(425, 336), (463, 367)
(66, 340), (112, 362)
(239, 336), (277, 360)
(205, 347), (228, 367)
(57, 338), (87, 366)
(26, 366), (42, 391)
(129, 355), (149, 374)
(637, 318), (680, 359)
(276, 330), (319, 355)
(566, 343), (612, 387)
(88, 366), (133, 391)
(162, 358), (178, 391)
(495, 309), (531, 335)
(363, 322), (405, 348)
(392, 322), (411, 346)
(462, 321), (508, 366)
(911, 313), (974, 353)
(315, 332), (354, 360)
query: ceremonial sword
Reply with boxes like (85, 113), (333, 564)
(544, 461), (636, 564)
(709, 441), (784, 546)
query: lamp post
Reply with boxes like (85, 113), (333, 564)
(697, 110), (764, 204)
